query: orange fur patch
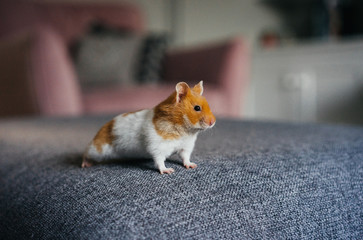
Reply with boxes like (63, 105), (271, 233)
(93, 119), (115, 153)
(153, 92), (184, 140)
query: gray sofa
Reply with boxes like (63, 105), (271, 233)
(0, 116), (362, 239)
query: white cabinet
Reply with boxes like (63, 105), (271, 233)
(246, 40), (363, 124)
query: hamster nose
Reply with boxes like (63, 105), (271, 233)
(209, 119), (216, 126)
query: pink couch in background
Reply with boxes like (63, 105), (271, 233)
(0, 1), (249, 118)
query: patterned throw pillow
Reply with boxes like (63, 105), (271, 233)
(135, 33), (169, 84)
(74, 34), (143, 88)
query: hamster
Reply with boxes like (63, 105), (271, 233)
(81, 81), (216, 174)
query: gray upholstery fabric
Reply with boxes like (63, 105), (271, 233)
(0, 116), (362, 239)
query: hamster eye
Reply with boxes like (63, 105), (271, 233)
(194, 105), (201, 111)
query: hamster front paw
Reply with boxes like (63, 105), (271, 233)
(160, 168), (175, 174)
(184, 162), (197, 169)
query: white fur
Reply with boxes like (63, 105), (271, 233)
(85, 109), (198, 173)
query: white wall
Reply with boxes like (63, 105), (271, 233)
(180, 0), (281, 47)
(125, 0), (171, 33)
(125, 0), (282, 47)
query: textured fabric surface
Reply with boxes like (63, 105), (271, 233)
(0, 116), (362, 239)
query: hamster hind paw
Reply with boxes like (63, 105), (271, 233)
(81, 157), (94, 168)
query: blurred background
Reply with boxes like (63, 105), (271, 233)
(1, 0), (363, 125)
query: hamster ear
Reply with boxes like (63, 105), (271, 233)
(175, 82), (190, 103)
(193, 81), (204, 95)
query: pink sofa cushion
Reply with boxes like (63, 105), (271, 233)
(83, 85), (176, 114)
(163, 42), (230, 86)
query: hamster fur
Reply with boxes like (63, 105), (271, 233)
(82, 81), (216, 174)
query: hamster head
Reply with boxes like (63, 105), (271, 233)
(175, 81), (216, 131)
(153, 81), (216, 138)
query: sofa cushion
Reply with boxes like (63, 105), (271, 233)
(0, 117), (362, 239)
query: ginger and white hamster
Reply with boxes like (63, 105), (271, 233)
(82, 81), (216, 174)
